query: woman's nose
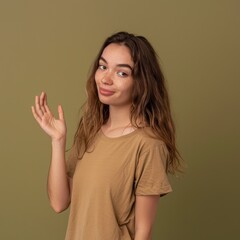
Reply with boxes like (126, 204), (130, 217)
(101, 71), (113, 85)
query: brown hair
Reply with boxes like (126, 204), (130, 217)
(71, 31), (182, 174)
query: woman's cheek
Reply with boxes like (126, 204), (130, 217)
(95, 71), (100, 84)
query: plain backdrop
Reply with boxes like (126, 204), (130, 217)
(0, 0), (239, 239)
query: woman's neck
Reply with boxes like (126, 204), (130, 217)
(107, 105), (131, 128)
(102, 105), (135, 137)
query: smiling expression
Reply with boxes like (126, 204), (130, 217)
(95, 43), (134, 107)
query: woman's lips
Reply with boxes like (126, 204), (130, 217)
(99, 87), (115, 96)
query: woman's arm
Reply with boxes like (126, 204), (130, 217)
(48, 137), (71, 213)
(134, 195), (160, 240)
(32, 92), (71, 213)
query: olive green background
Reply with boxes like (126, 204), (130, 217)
(0, 0), (239, 239)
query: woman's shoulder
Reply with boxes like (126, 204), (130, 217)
(135, 127), (166, 148)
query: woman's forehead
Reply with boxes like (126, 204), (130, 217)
(100, 43), (133, 66)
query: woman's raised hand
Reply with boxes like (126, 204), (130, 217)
(31, 92), (67, 141)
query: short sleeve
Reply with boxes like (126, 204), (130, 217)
(134, 142), (172, 196)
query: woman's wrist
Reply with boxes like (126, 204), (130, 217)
(51, 136), (66, 146)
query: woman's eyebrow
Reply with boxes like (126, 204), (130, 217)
(99, 56), (133, 71)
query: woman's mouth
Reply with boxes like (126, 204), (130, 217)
(99, 87), (115, 96)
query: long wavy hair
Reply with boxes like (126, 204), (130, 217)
(71, 31), (182, 174)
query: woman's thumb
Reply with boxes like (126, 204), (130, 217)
(58, 105), (64, 120)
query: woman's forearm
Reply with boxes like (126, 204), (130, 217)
(134, 195), (159, 240)
(47, 137), (70, 213)
(134, 230), (152, 240)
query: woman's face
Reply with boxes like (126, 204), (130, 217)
(95, 43), (134, 107)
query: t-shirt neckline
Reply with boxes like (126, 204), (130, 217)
(99, 127), (140, 141)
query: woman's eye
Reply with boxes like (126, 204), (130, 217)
(98, 65), (106, 70)
(117, 72), (128, 77)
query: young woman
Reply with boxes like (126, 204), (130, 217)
(32, 31), (182, 240)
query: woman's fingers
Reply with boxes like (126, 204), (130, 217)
(34, 92), (51, 116)
(58, 105), (64, 121)
(33, 92), (49, 122)
(35, 95), (44, 118)
(44, 104), (52, 116)
(32, 92), (67, 139)
(43, 93), (52, 115)
(40, 92), (47, 114)
(31, 105), (42, 124)
(33, 91), (63, 122)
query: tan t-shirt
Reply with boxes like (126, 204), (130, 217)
(65, 128), (172, 240)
